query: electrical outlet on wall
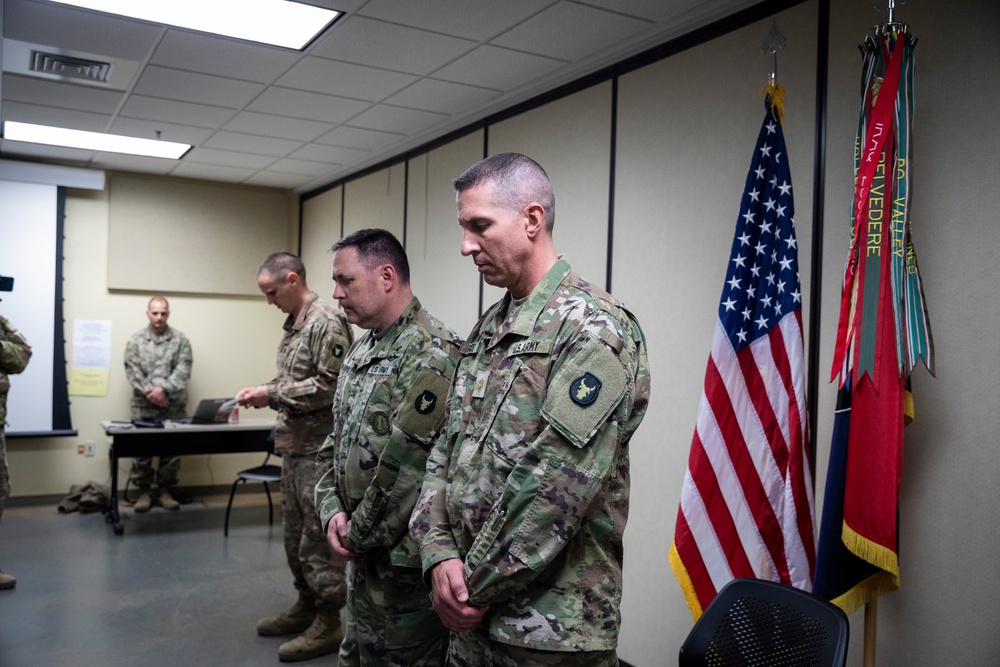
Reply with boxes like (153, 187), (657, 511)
(77, 441), (95, 457)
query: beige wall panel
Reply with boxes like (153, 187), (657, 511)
(301, 185), (343, 304)
(485, 82), (613, 308)
(8, 185), (284, 497)
(107, 173), (292, 296)
(405, 132), (486, 337)
(343, 163), (406, 240)
(612, 3), (818, 664)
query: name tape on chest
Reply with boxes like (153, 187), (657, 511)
(507, 339), (552, 357)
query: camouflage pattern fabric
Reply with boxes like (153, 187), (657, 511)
(282, 453), (347, 610)
(316, 298), (462, 663)
(0, 314), (32, 428)
(124, 325), (191, 488)
(446, 630), (618, 667)
(412, 259), (651, 654)
(1, 314), (32, 518)
(124, 326), (192, 419)
(267, 292), (352, 457)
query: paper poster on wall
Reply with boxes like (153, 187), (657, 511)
(69, 319), (112, 396)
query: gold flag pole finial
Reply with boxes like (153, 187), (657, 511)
(760, 19), (787, 123)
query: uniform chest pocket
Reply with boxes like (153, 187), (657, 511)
(478, 360), (547, 466)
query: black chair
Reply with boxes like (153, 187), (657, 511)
(679, 578), (849, 667)
(224, 430), (282, 536)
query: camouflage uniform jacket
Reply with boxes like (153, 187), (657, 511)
(0, 315), (32, 427)
(124, 325), (192, 418)
(268, 292), (352, 457)
(316, 297), (462, 568)
(412, 258), (651, 652)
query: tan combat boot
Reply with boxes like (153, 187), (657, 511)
(157, 487), (180, 511)
(0, 567), (15, 590)
(277, 609), (343, 662)
(134, 488), (153, 513)
(257, 594), (317, 637)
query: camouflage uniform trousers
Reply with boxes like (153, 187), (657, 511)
(282, 453), (347, 610)
(0, 430), (8, 523)
(129, 404), (186, 489)
(446, 630), (618, 667)
(339, 549), (448, 667)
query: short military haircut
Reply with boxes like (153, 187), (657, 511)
(147, 296), (169, 310)
(453, 152), (556, 233)
(331, 228), (410, 285)
(258, 252), (306, 282)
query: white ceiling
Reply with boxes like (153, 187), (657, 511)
(0, 0), (758, 193)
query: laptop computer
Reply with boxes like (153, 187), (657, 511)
(183, 397), (237, 424)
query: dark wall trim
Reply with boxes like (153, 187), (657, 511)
(53, 186), (73, 432)
(806, 0), (831, 477)
(606, 75), (619, 294)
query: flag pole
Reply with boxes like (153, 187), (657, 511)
(864, 598), (878, 667)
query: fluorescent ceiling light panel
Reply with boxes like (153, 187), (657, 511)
(45, 0), (340, 50)
(3, 121), (191, 159)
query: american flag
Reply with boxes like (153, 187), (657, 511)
(669, 99), (816, 619)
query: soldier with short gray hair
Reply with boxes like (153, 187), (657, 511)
(411, 153), (651, 666)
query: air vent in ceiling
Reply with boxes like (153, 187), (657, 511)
(30, 50), (113, 83)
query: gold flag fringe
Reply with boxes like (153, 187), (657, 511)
(762, 83), (785, 125)
(668, 542), (704, 621)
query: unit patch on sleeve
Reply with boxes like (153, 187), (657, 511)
(397, 368), (452, 443)
(570, 372), (602, 406)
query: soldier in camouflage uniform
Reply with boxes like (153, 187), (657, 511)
(410, 154), (651, 666)
(0, 313), (31, 590)
(236, 252), (353, 663)
(315, 229), (462, 667)
(124, 296), (192, 512)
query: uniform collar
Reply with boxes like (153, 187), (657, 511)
(286, 292), (319, 332)
(487, 258), (571, 349)
(353, 297), (422, 366)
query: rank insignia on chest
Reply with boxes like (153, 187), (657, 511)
(368, 410), (391, 436)
(472, 370), (490, 398)
(414, 390), (437, 415)
(570, 372), (602, 406)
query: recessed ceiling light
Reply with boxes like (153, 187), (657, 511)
(3, 121), (191, 159)
(45, 0), (340, 50)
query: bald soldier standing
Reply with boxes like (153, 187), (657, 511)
(316, 228), (462, 666)
(237, 252), (353, 663)
(411, 153), (651, 666)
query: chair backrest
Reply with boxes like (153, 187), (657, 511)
(679, 578), (849, 667)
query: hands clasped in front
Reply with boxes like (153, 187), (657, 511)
(429, 558), (489, 633)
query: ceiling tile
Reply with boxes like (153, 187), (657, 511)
(3, 74), (124, 114)
(118, 95), (236, 129)
(88, 152), (176, 175)
(3, 0), (162, 61)
(243, 171), (314, 189)
(576, 0), (707, 22)
(356, 0), (556, 41)
(248, 87), (371, 124)
(1, 101), (112, 133)
(314, 126), (404, 151)
(183, 148), (275, 169)
(433, 45), (565, 91)
(223, 112), (333, 142)
(347, 104), (448, 135)
(268, 158), (339, 177)
(491, 2), (653, 61)
(204, 131), (303, 157)
(287, 143), (369, 165)
(0, 139), (94, 163)
(169, 162), (258, 182)
(133, 66), (265, 109)
(150, 30), (301, 83)
(384, 79), (500, 115)
(109, 117), (212, 146)
(310, 16), (476, 75)
(275, 57), (417, 101)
